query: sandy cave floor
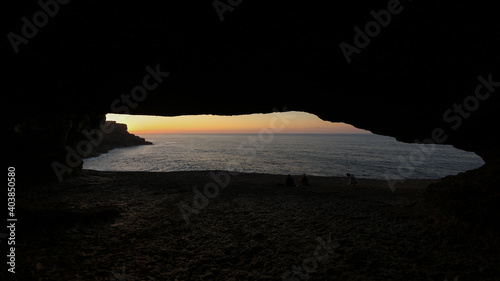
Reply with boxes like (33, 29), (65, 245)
(5, 170), (500, 281)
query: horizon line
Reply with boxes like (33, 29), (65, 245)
(131, 132), (374, 135)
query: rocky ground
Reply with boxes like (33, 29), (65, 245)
(5, 170), (500, 280)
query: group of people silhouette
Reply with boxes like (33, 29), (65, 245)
(282, 173), (358, 187)
(283, 174), (309, 187)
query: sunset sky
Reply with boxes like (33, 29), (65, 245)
(107, 112), (371, 134)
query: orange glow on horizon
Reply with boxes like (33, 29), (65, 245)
(106, 112), (371, 135)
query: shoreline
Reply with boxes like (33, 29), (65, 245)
(14, 170), (498, 280)
(79, 168), (443, 182)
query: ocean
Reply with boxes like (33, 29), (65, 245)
(83, 134), (484, 179)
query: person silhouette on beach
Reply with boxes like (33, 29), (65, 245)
(346, 173), (358, 187)
(284, 174), (295, 187)
(298, 174), (309, 186)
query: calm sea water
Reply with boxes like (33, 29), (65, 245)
(83, 134), (484, 179)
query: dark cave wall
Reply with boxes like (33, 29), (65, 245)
(5, 1), (499, 154)
(8, 113), (107, 181)
(4, 1), (500, 226)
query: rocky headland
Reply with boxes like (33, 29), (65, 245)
(86, 121), (152, 158)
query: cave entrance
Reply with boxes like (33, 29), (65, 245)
(83, 113), (484, 180)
